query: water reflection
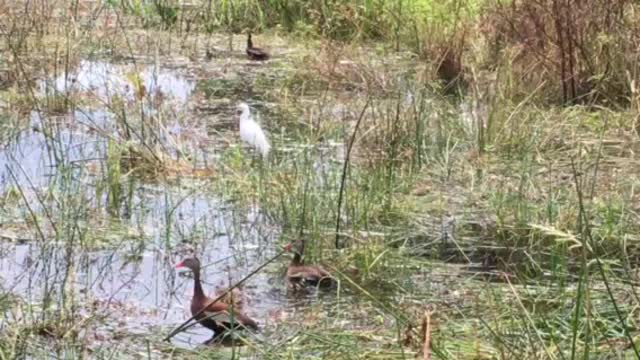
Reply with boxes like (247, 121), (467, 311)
(0, 110), (110, 200)
(0, 58), (352, 351)
(0, 189), (287, 348)
(38, 60), (194, 107)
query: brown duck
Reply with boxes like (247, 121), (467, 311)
(246, 32), (270, 61)
(176, 258), (258, 340)
(285, 240), (335, 287)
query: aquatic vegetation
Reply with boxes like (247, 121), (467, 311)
(0, 0), (639, 359)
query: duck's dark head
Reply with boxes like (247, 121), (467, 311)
(285, 240), (305, 264)
(176, 257), (201, 273)
(247, 32), (253, 47)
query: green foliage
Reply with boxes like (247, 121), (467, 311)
(111, 0), (179, 29)
(153, 0), (179, 29)
(118, 0), (484, 44)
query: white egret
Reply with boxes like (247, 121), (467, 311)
(237, 102), (271, 158)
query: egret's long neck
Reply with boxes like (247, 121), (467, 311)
(240, 110), (251, 124)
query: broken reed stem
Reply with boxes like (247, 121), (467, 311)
(335, 97), (371, 249)
(423, 310), (432, 360)
(163, 244), (292, 342)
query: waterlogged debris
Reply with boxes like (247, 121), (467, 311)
(142, 67), (194, 105)
(267, 308), (288, 323)
(0, 229), (32, 243)
(166, 166), (215, 179)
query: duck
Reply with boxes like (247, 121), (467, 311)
(237, 102), (271, 158)
(176, 257), (258, 341)
(246, 32), (270, 61)
(285, 240), (335, 288)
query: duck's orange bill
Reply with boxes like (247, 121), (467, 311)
(283, 243), (293, 252)
(175, 261), (185, 268)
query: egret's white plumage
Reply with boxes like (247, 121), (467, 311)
(237, 102), (270, 158)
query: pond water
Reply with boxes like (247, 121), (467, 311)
(0, 195), (288, 348)
(0, 59), (344, 351)
(38, 60), (194, 108)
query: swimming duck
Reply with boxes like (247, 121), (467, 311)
(246, 32), (270, 61)
(176, 257), (258, 341)
(285, 240), (335, 288)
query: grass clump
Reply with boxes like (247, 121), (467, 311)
(480, 0), (640, 105)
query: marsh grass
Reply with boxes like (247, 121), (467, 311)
(206, 52), (640, 358)
(1, 0), (640, 359)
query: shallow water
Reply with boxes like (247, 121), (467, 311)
(38, 60), (194, 108)
(0, 59), (348, 351)
(0, 110), (110, 197)
(0, 169), (319, 349)
(0, 61), (200, 206)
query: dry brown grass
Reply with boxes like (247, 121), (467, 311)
(481, 0), (640, 105)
